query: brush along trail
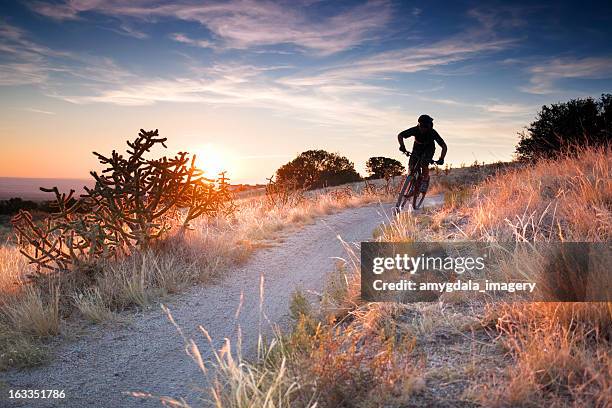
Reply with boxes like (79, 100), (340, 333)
(2, 197), (442, 408)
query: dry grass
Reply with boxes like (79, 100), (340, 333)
(317, 146), (611, 407)
(181, 238), (421, 408)
(0, 184), (391, 370)
(0, 246), (55, 369)
(465, 146), (610, 242)
(199, 149), (609, 407)
(456, 147), (610, 406)
(474, 302), (611, 407)
(178, 288), (421, 408)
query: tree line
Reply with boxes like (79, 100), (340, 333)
(276, 93), (610, 189)
(3, 93), (608, 215)
(273, 150), (405, 190)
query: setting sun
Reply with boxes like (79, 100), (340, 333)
(191, 144), (234, 179)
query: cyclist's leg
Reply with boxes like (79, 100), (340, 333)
(419, 163), (430, 192)
(418, 146), (435, 192)
(406, 152), (421, 196)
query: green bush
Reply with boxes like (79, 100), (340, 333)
(516, 94), (611, 161)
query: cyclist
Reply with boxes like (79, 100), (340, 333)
(398, 114), (447, 193)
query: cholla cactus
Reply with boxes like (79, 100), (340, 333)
(12, 129), (234, 277)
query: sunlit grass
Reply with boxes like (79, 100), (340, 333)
(381, 145), (611, 407)
(0, 182), (392, 370)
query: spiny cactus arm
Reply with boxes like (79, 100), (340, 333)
(181, 184), (203, 227)
(39, 186), (76, 216)
(143, 153), (193, 215)
(88, 173), (138, 228)
(75, 190), (136, 251)
(131, 168), (148, 236)
(11, 211), (70, 261)
(18, 249), (59, 270)
(125, 129), (166, 167)
(17, 228), (71, 271)
(151, 156), (197, 219)
(143, 169), (171, 215)
(184, 179), (233, 223)
(65, 232), (82, 266)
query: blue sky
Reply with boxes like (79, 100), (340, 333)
(1, 0), (611, 182)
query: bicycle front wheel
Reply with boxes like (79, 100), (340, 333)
(394, 175), (416, 214)
(399, 176), (418, 211)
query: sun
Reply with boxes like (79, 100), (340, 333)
(191, 144), (232, 178)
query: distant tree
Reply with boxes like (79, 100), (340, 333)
(516, 94), (611, 161)
(275, 150), (361, 189)
(0, 197), (39, 215)
(365, 156), (405, 179)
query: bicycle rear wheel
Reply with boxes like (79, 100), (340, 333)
(412, 190), (426, 209)
(412, 175), (427, 209)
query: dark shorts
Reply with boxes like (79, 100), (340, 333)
(409, 143), (435, 169)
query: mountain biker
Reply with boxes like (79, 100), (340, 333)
(398, 114), (447, 193)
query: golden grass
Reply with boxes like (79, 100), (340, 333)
(465, 146), (610, 241)
(458, 147), (610, 407)
(331, 146), (611, 406)
(176, 238), (420, 408)
(474, 302), (612, 407)
(3, 284), (60, 337)
(176, 290), (420, 408)
(0, 184), (391, 370)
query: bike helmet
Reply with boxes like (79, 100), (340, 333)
(418, 114), (433, 124)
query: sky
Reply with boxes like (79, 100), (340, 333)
(1, 0), (611, 183)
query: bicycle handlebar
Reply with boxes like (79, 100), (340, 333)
(401, 150), (435, 165)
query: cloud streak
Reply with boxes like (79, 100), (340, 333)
(521, 57), (612, 94)
(29, 0), (393, 55)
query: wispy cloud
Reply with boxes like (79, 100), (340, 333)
(278, 19), (517, 88)
(419, 96), (536, 117)
(0, 23), (55, 85)
(23, 107), (55, 115)
(0, 62), (48, 85)
(48, 61), (409, 141)
(484, 103), (535, 115)
(467, 5), (529, 31)
(170, 33), (215, 49)
(112, 23), (148, 39)
(28, 0), (393, 55)
(27, 0), (83, 20)
(0, 22), (136, 88)
(521, 57), (612, 94)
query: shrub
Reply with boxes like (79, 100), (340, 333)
(265, 175), (306, 209)
(11, 129), (234, 277)
(365, 156), (405, 179)
(275, 150), (361, 190)
(516, 94), (611, 161)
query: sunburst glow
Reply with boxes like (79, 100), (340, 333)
(192, 144), (234, 179)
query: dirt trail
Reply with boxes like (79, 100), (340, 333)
(2, 197), (441, 408)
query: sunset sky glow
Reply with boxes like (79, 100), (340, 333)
(1, 0), (611, 183)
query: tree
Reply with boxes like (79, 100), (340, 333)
(275, 150), (361, 189)
(365, 156), (405, 179)
(515, 94), (611, 161)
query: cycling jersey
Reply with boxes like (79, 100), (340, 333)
(398, 126), (445, 147)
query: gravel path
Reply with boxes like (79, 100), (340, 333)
(1, 198), (440, 407)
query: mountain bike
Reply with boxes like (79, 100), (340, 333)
(393, 151), (434, 214)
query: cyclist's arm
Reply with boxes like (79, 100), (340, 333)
(433, 130), (447, 160)
(397, 128), (415, 151)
